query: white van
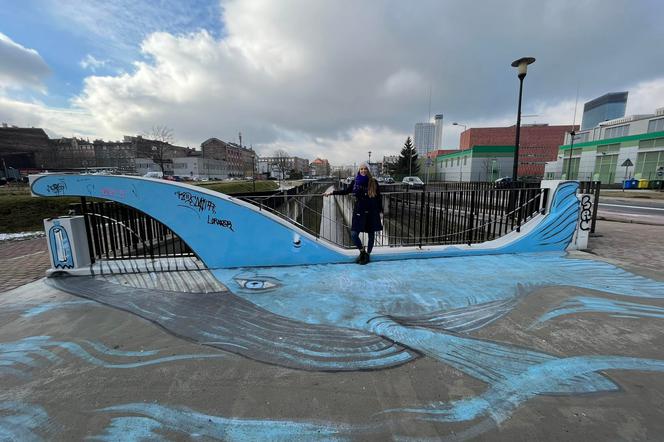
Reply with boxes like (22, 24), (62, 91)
(144, 171), (163, 179)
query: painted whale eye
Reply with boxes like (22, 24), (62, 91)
(234, 277), (279, 291)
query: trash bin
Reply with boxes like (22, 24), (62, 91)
(623, 179), (635, 189)
(44, 216), (91, 272)
(650, 179), (664, 190)
(638, 179), (649, 189)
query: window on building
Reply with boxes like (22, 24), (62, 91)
(593, 154), (618, 183)
(572, 132), (590, 143)
(463, 156), (467, 165)
(648, 118), (664, 133)
(635, 150), (664, 179)
(639, 137), (664, 150)
(562, 157), (580, 180)
(603, 124), (629, 139)
(597, 143), (620, 155)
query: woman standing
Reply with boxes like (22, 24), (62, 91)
(324, 163), (383, 264)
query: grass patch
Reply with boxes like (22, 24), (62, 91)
(195, 180), (279, 194)
(0, 181), (280, 233)
(0, 194), (80, 233)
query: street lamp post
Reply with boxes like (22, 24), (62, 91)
(252, 154), (256, 191)
(452, 122), (467, 137)
(566, 129), (576, 180)
(452, 123), (467, 182)
(510, 57), (536, 183)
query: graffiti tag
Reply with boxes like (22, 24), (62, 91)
(207, 215), (234, 231)
(101, 187), (127, 199)
(579, 194), (592, 231)
(46, 181), (66, 195)
(175, 191), (217, 215)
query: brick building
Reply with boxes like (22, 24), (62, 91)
(310, 158), (330, 177)
(201, 138), (255, 178)
(0, 126), (50, 172)
(458, 124), (577, 178)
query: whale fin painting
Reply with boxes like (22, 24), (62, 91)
(31, 174), (583, 269)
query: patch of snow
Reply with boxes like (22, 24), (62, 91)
(0, 231), (45, 242)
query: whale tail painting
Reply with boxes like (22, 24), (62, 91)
(31, 174), (587, 269)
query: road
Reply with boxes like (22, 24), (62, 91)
(598, 196), (664, 225)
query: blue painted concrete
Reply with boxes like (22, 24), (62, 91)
(31, 175), (345, 268)
(31, 175), (580, 268)
(92, 403), (351, 441)
(0, 336), (227, 376)
(0, 401), (49, 442)
(534, 296), (664, 325)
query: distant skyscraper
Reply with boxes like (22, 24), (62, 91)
(433, 114), (444, 149)
(581, 92), (628, 130)
(414, 122), (435, 156)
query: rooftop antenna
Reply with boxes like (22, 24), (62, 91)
(566, 84), (580, 179)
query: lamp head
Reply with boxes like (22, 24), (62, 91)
(511, 57), (536, 79)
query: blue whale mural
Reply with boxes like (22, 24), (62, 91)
(47, 252), (664, 434)
(31, 174), (581, 268)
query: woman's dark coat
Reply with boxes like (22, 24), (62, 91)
(333, 179), (383, 232)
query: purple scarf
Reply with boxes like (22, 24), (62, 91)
(353, 173), (369, 194)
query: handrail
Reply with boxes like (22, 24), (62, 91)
(239, 187), (548, 249)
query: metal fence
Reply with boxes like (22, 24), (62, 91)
(72, 198), (195, 263)
(70, 180), (599, 262)
(240, 187), (549, 249)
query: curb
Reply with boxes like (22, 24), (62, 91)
(597, 215), (664, 227)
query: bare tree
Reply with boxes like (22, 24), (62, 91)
(273, 149), (290, 180)
(139, 125), (175, 174)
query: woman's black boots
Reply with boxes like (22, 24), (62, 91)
(356, 248), (368, 265)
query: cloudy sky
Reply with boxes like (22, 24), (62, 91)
(1, 0), (663, 165)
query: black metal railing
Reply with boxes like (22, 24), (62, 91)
(240, 187), (549, 249)
(67, 179), (598, 261)
(72, 198), (196, 262)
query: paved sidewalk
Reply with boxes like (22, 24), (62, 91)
(0, 237), (50, 292)
(1, 215), (662, 293)
(588, 219), (664, 276)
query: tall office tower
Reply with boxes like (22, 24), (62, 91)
(414, 122), (435, 156)
(433, 114), (444, 149)
(581, 92), (628, 130)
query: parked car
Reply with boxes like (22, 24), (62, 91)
(495, 177), (513, 188)
(402, 176), (424, 189)
(383, 176), (395, 184)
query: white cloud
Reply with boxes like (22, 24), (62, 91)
(0, 33), (50, 92)
(626, 78), (664, 116)
(257, 125), (408, 166)
(0, 96), (101, 140)
(3, 0), (664, 163)
(79, 54), (108, 72)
